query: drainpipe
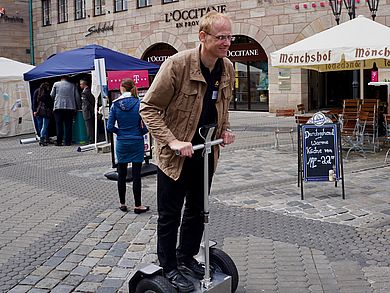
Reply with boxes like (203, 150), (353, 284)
(29, 0), (35, 65)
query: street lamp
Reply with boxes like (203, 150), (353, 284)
(367, 0), (380, 21)
(329, 0), (380, 23)
(329, 0), (342, 24)
(343, 0), (356, 19)
(329, 0), (380, 99)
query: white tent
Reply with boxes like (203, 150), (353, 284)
(271, 16), (390, 72)
(0, 57), (35, 137)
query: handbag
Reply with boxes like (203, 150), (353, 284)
(37, 102), (52, 118)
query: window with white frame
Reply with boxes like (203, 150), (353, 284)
(162, 0), (178, 4)
(58, 0), (68, 23)
(42, 0), (51, 26)
(137, 0), (151, 8)
(94, 0), (106, 16)
(114, 0), (127, 12)
(75, 0), (86, 20)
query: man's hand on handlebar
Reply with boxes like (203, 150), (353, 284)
(169, 139), (194, 157)
(221, 129), (235, 147)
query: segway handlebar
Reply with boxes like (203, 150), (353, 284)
(175, 138), (224, 155)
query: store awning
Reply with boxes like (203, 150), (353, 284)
(271, 16), (390, 72)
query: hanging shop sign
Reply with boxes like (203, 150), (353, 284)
(165, 5), (226, 28)
(142, 47), (178, 65)
(227, 43), (268, 62)
(85, 21), (114, 37)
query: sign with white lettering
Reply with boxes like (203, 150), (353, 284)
(302, 124), (340, 181)
(228, 43), (267, 62)
(107, 70), (149, 90)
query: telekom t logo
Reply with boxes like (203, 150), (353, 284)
(133, 75), (140, 84)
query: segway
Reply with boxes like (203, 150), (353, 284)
(129, 125), (239, 293)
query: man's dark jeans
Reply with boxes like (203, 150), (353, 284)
(54, 109), (74, 145)
(157, 152), (214, 272)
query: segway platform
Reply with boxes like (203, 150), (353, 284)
(184, 272), (232, 293)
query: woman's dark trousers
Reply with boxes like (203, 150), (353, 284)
(117, 162), (142, 206)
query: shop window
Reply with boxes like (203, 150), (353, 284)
(42, 0), (51, 26)
(137, 0), (151, 8)
(94, 0), (106, 16)
(228, 35), (269, 111)
(162, 0), (178, 4)
(58, 0), (68, 23)
(114, 0), (128, 12)
(75, 0), (86, 20)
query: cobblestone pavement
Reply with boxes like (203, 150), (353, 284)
(1, 111), (390, 293)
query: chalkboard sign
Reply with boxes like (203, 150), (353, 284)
(302, 124), (340, 182)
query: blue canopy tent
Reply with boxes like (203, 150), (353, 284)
(24, 44), (159, 81)
(21, 44), (160, 150)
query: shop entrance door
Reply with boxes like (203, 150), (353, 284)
(227, 35), (268, 111)
(309, 70), (354, 111)
(232, 62), (249, 110)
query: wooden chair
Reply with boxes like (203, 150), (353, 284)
(341, 99), (360, 137)
(295, 114), (311, 125)
(274, 109), (295, 150)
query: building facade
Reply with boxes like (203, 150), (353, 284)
(0, 0), (31, 64)
(31, 0), (390, 112)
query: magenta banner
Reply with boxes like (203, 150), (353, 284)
(107, 70), (149, 90)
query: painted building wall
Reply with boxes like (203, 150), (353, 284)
(31, 0), (390, 111)
(0, 0), (31, 64)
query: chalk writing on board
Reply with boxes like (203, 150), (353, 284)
(302, 124), (339, 182)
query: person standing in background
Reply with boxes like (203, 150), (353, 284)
(50, 76), (81, 146)
(79, 79), (96, 144)
(107, 79), (149, 214)
(32, 87), (42, 140)
(33, 82), (53, 146)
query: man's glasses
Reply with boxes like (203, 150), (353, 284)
(205, 32), (235, 42)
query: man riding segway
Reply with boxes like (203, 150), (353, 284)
(139, 11), (236, 292)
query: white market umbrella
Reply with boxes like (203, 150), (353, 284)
(271, 16), (390, 72)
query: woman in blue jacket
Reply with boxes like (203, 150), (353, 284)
(107, 79), (149, 214)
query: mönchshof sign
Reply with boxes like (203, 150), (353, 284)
(271, 16), (390, 72)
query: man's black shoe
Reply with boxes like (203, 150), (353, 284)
(178, 258), (205, 280)
(164, 269), (194, 292)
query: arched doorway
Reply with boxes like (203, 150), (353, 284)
(228, 35), (269, 111)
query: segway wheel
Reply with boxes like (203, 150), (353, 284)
(210, 247), (239, 293)
(135, 275), (176, 293)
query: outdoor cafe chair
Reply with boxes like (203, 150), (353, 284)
(340, 99), (360, 134)
(383, 114), (390, 163)
(360, 99), (380, 152)
(274, 109), (295, 150)
(343, 111), (369, 160)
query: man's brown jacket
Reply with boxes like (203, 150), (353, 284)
(140, 45), (235, 180)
